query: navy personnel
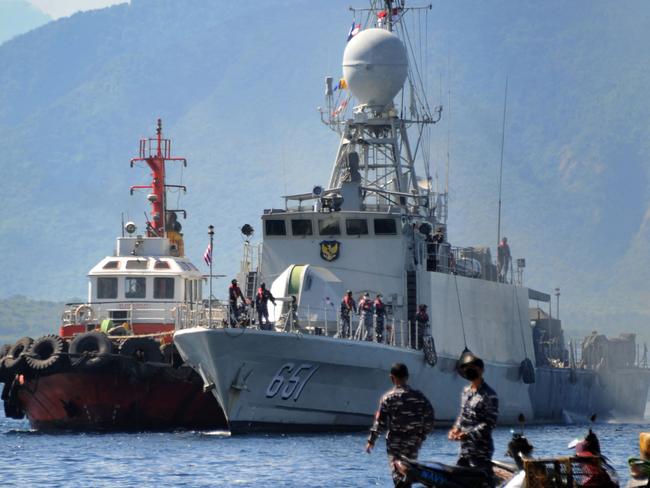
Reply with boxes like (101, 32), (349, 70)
(366, 363), (435, 488)
(339, 290), (356, 338)
(255, 282), (276, 330)
(497, 237), (511, 283)
(413, 304), (429, 349)
(228, 279), (246, 325)
(358, 293), (373, 340)
(374, 294), (387, 343)
(448, 350), (499, 480)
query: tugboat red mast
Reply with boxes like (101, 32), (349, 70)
(0, 120), (225, 430)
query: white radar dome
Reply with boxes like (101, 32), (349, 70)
(342, 28), (408, 108)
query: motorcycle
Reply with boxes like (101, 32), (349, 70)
(393, 414), (620, 488)
(393, 415), (531, 488)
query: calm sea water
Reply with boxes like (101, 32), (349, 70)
(0, 412), (645, 487)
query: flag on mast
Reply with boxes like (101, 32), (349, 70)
(347, 21), (361, 42)
(203, 242), (212, 267)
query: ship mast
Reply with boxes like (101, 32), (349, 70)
(318, 1), (442, 220)
(129, 119), (188, 246)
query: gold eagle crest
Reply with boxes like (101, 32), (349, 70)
(319, 240), (340, 262)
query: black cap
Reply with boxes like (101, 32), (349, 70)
(231, 279), (237, 285)
(457, 349), (484, 376)
(390, 363), (409, 379)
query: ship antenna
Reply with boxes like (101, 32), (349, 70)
(496, 77), (508, 257)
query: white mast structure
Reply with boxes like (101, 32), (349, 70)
(319, 0), (443, 224)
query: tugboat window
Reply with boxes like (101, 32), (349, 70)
(126, 260), (148, 270)
(318, 218), (341, 236)
(374, 218), (397, 235)
(265, 219), (286, 236)
(103, 261), (120, 270)
(154, 277), (174, 299)
(346, 218), (368, 236)
(125, 277), (146, 299)
(291, 219), (313, 236)
(97, 277), (118, 299)
(154, 261), (170, 269)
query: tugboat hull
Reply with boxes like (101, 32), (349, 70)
(10, 368), (226, 431)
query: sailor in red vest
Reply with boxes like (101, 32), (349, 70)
(374, 294), (387, 343)
(228, 279), (246, 325)
(340, 290), (356, 338)
(359, 293), (374, 341)
(255, 282), (276, 330)
(497, 237), (511, 283)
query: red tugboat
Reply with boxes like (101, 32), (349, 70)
(0, 120), (226, 430)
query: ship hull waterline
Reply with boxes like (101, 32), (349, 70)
(174, 328), (648, 434)
(10, 368), (227, 431)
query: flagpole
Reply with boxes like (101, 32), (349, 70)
(208, 224), (214, 328)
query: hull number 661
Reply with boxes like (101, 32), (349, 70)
(265, 363), (319, 402)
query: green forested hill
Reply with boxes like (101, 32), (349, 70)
(0, 0), (648, 338)
(0, 296), (67, 344)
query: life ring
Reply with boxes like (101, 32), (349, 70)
(519, 358), (536, 384)
(422, 336), (438, 367)
(26, 335), (69, 376)
(3, 337), (34, 375)
(74, 304), (94, 325)
(119, 337), (164, 363)
(69, 331), (113, 370)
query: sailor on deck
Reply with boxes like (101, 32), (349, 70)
(228, 279), (246, 325)
(339, 290), (356, 338)
(358, 293), (373, 341)
(497, 237), (511, 283)
(448, 351), (499, 482)
(366, 363), (435, 488)
(413, 304), (429, 349)
(255, 282), (276, 330)
(374, 294), (387, 343)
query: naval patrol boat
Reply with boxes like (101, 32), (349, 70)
(174, 1), (650, 433)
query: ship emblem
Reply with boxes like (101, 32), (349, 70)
(319, 240), (340, 262)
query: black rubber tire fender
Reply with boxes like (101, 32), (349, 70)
(0, 344), (10, 361)
(3, 337), (34, 374)
(119, 337), (164, 363)
(69, 331), (113, 370)
(26, 335), (69, 375)
(520, 358), (536, 384)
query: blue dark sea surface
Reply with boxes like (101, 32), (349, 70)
(0, 412), (645, 487)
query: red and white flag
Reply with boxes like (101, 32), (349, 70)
(203, 242), (212, 267)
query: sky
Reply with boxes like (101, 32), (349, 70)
(28, 0), (127, 19)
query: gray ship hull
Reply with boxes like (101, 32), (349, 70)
(174, 328), (649, 434)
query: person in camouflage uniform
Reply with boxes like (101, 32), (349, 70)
(448, 350), (499, 479)
(366, 363), (435, 487)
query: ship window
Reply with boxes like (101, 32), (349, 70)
(154, 277), (174, 299)
(374, 218), (397, 235)
(265, 219), (286, 236)
(97, 277), (117, 299)
(154, 261), (170, 269)
(346, 218), (368, 236)
(126, 260), (148, 270)
(125, 277), (146, 299)
(291, 219), (313, 236)
(103, 261), (120, 270)
(318, 218), (340, 236)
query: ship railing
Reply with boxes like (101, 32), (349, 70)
(175, 302), (430, 352)
(61, 300), (205, 329)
